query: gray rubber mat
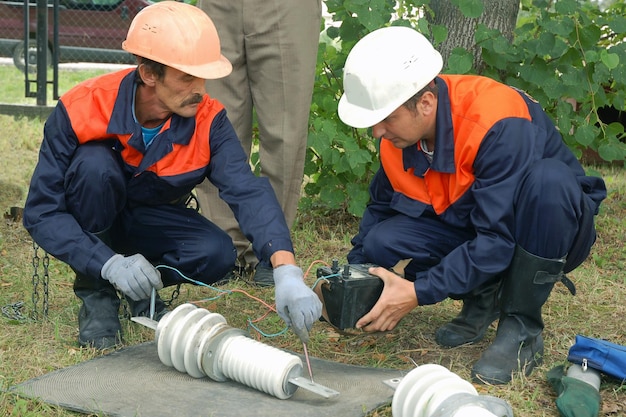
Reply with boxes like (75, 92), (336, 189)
(10, 341), (399, 417)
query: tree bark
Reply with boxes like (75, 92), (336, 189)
(430, 0), (520, 73)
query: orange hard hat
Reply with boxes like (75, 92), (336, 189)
(122, 1), (232, 80)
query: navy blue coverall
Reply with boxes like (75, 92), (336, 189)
(348, 75), (607, 305)
(23, 68), (294, 286)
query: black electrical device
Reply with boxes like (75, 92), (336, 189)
(316, 260), (384, 330)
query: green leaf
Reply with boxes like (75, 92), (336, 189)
(536, 32), (556, 56)
(574, 124), (597, 147)
(455, 0), (483, 18)
(447, 48), (473, 74)
(576, 25), (602, 50)
(431, 24), (448, 46)
(601, 50), (620, 70)
(346, 183), (370, 216)
(605, 122), (625, 137)
(598, 142), (625, 162)
(585, 50), (600, 64)
(326, 26), (340, 40)
(554, 0), (578, 14)
(543, 16), (574, 38)
(608, 15), (626, 34)
(318, 177), (346, 210)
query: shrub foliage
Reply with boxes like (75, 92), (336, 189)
(302, 0), (626, 216)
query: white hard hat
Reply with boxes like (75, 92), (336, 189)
(338, 26), (443, 129)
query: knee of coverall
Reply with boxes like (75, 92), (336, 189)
(361, 215), (464, 279)
(513, 158), (592, 264)
(65, 141), (126, 232)
(118, 204), (238, 287)
(159, 234), (237, 287)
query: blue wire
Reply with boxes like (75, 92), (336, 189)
(154, 264), (296, 338)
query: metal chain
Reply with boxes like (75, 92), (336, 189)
(164, 284), (181, 307)
(31, 242), (50, 320)
(31, 241), (40, 321)
(2, 301), (27, 321)
(42, 250), (50, 318)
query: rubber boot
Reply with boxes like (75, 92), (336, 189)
(74, 228), (121, 350)
(74, 272), (122, 350)
(435, 276), (501, 347)
(125, 293), (169, 321)
(471, 245), (566, 385)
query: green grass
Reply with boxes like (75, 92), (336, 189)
(0, 61), (125, 106)
(0, 63), (625, 416)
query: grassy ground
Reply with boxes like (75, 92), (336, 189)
(0, 64), (625, 416)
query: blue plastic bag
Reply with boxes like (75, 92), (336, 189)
(567, 334), (626, 381)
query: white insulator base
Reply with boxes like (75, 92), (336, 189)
(453, 406), (498, 417)
(391, 364), (477, 417)
(216, 334), (302, 399)
(154, 303), (303, 400)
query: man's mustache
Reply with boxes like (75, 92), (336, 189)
(182, 94), (204, 106)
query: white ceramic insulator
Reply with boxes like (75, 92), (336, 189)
(217, 334), (303, 399)
(154, 303), (303, 400)
(391, 364), (478, 417)
(452, 405), (497, 417)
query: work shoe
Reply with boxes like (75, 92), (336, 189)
(435, 278), (500, 347)
(74, 276), (122, 350)
(471, 245), (565, 385)
(253, 264), (274, 287)
(125, 293), (169, 321)
(213, 263), (247, 285)
(471, 318), (544, 384)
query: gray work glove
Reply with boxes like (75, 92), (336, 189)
(101, 254), (163, 301)
(274, 264), (322, 344)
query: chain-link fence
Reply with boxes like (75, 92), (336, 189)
(0, 0), (150, 73)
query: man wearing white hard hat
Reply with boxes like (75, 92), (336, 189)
(337, 26), (606, 385)
(23, 1), (321, 351)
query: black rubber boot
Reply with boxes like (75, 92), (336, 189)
(471, 245), (566, 385)
(125, 293), (169, 321)
(435, 276), (501, 347)
(74, 228), (121, 350)
(74, 272), (122, 350)
(253, 264), (274, 287)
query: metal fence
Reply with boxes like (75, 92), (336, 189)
(0, 0), (148, 72)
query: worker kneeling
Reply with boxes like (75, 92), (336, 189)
(335, 26), (606, 385)
(23, 2), (320, 351)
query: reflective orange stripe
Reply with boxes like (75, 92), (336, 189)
(62, 68), (223, 177)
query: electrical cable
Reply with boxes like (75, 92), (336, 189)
(155, 260), (333, 340)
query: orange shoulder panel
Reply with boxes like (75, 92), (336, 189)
(61, 68), (134, 144)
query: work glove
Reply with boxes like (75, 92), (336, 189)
(274, 264), (322, 344)
(101, 254), (163, 301)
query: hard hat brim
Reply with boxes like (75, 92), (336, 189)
(123, 43), (233, 80)
(338, 92), (415, 129)
(176, 55), (233, 80)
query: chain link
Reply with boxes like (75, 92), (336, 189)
(2, 302), (27, 321)
(30, 242), (50, 320)
(164, 284), (181, 307)
(31, 241), (40, 321)
(42, 250), (50, 318)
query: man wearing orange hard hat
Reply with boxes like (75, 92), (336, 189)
(23, 1), (321, 350)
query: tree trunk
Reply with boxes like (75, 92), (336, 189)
(430, 0), (520, 73)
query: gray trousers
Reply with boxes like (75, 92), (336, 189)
(195, 0), (322, 267)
